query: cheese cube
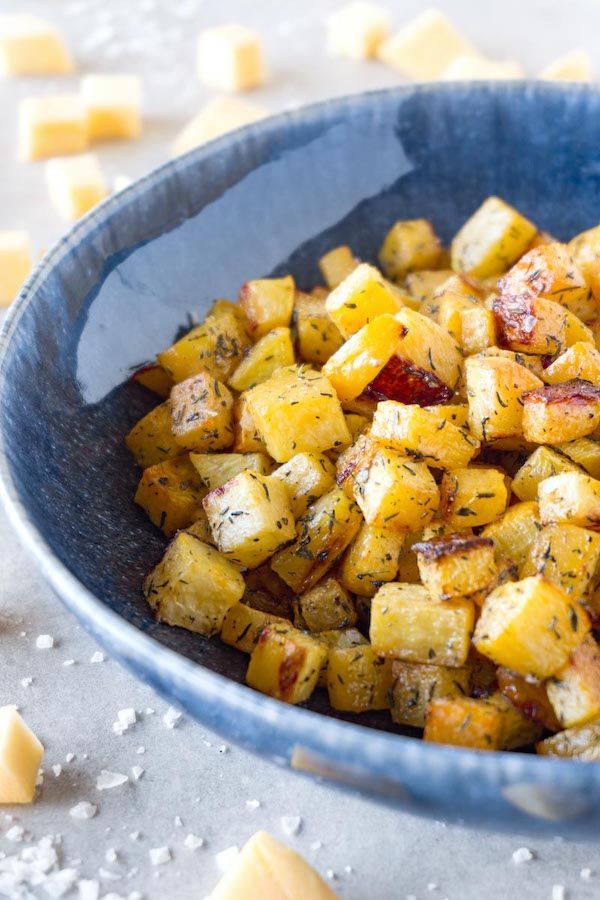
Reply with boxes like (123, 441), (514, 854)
(19, 95), (87, 161)
(327, 2), (391, 60)
(81, 74), (142, 141)
(197, 24), (265, 91)
(441, 55), (524, 81)
(0, 15), (73, 75)
(377, 9), (474, 81)
(209, 831), (337, 900)
(540, 49), (593, 83)
(0, 231), (32, 307)
(0, 707), (44, 804)
(45, 153), (107, 221)
(172, 96), (267, 156)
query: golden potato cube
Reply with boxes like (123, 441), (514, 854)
(325, 262), (403, 338)
(240, 276), (294, 338)
(340, 522), (405, 597)
(481, 500), (541, 568)
(246, 625), (326, 704)
(538, 470), (600, 530)
(377, 9), (474, 80)
(46, 152), (108, 221)
(537, 721), (600, 759)
(546, 342), (600, 387)
(19, 95), (87, 161)
(158, 310), (249, 383)
(327, 2), (391, 60)
(271, 451), (335, 518)
(370, 582), (474, 666)
(0, 14), (72, 75)
(395, 307), (463, 391)
(378, 219), (442, 282)
(170, 372), (234, 451)
(132, 363), (173, 399)
(228, 326), (295, 392)
(189, 450), (271, 491)
(344, 412), (370, 441)
(568, 223), (600, 303)
(293, 577), (357, 632)
(465, 354), (543, 442)
(405, 269), (454, 306)
(497, 667), (561, 731)
(233, 395), (268, 453)
(512, 446), (582, 501)
(429, 274), (483, 337)
(557, 437), (600, 478)
(424, 403), (468, 428)
(391, 660), (471, 728)
(424, 694), (533, 751)
(184, 509), (215, 545)
(460, 306), (498, 355)
(440, 466), (508, 528)
(245, 365), (351, 462)
(171, 96), (267, 156)
(144, 533), (244, 635)
(220, 603), (289, 654)
(335, 432), (380, 498)
(546, 635), (600, 728)
(564, 309), (594, 348)
(134, 454), (206, 536)
(520, 523), (600, 602)
(197, 24), (265, 92)
(0, 230), (32, 308)
(294, 292), (344, 365)
(0, 706), (44, 804)
(523, 380), (600, 443)
(318, 244), (359, 287)
(353, 449), (439, 530)
(451, 196), (536, 279)
(326, 645), (393, 712)
(494, 290), (571, 355)
(473, 575), (590, 678)
(271, 487), (362, 592)
(81, 74), (142, 141)
(203, 471), (295, 568)
(371, 401), (479, 469)
(125, 401), (179, 468)
(474, 346), (546, 379)
(322, 313), (405, 401)
(413, 535), (497, 602)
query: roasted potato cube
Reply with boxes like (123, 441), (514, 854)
(511, 446), (582, 501)
(564, 308), (594, 347)
(544, 341), (600, 386)
(353, 449), (439, 530)
(370, 582), (474, 666)
(246, 365), (351, 462)
(318, 245), (358, 288)
(243, 565), (295, 619)
(413, 535), (497, 601)
(568, 224), (600, 303)
(239, 275), (295, 338)
(144, 533), (244, 635)
(203, 471), (295, 569)
(378, 218), (442, 281)
(493, 293), (567, 356)
(481, 501), (541, 568)
(536, 720), (600, 759)
(371, 401), (480, 469)
(546, 635), (600, 728)
(391, 660), (471, 728)
(497, 667), (561, 731)
(158, 309), (249, 383)
(170, 372), (234, 451)
(451, 196), (537, 279)
(134, 454), (206, 536)
(189, 451), (271, 490)
(520, 523), (600, 602)
(293, 577), (357, 632)
(522, 380), (600, 443)
(474, 346), (546, 379)
(430, 274), (482, 339)
(344, 412), (370, 441)
(232, 395), (268, 453)
(404, 269), (454, 306)
(393, 307), (462, 392)
(125, 401), (180, 468)
(322, 314), (405, 402)
(424, 404), (468, 427)
(538, 471), (600, 530)
(340, 522), (405, 597)
(440, 466), (508, 528)
(294, 292), (344, 365)
(460, 306), (498, 355)
(246, 625), (327, 704)
(326, 645), (393, 713)
(132, 363), (173, 399)
(271, 451), (335, 518)
(270, 487), (362, 592)
(335, 432), (380, 498)
(220, 602), (289, 654)
(473, 576), (590, 679)
(424, 695), (504, 750)
(464, 354), (543, 442)
(228, 326), (295, 392)
(558, 436), (600, 478)
(325, 262), (403, 338)
(184, 510), (215, 544)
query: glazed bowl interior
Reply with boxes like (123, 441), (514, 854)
(3, 82), (600, 836)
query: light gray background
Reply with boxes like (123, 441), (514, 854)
(2, 1), (600, 898)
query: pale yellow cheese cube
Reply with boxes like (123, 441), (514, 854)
(19, 95), (88, 161)
(0, 231), (32, 307)
(81, 74), (142, 141)
(0, 706), (44, 804)
(441, 54), (525, 81)
(46, 153), (107, 221)
(377, 9), (474, 81)
(172, 96), (267, 157)
(327, 1), (391, 60)
(197, 24), (265, 91)
(540, 49), (593, 83)
(0, 14), (73, 76)
(210, 831), (336, 900)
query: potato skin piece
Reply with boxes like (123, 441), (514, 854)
(364, 354), (453, 405)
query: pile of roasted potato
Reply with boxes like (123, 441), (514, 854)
(126, 195), (600, 759)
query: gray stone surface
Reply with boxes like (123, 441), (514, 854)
(2, 1), (600, 897)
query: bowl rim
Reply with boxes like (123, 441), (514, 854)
(1, 80), (599, 787)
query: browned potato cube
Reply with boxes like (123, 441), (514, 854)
(464, 354), (543, 442)
(568, 223), (600, 304)
(424, 695), (505, 751)
(220, 603), (289, 654)
(171, 372), (234, 451)
(500, 242), (594, 320)
(497, 667), (561, 731)
(522, 380), (600, 444)
(318, 245), (358, 288)
(547, 635), (600, 728)
(379, 218), (442, 281)
(203, 471), (295, 568)
(557, 437), (600, 478)
(189, 450), (271, 491)
(371, 401), (479, 469)
(424, 403), (469, 428)
(538, 471), (600, 529)
(391, 660), (471, 728)
(544, 341), (600, 386)
(240, 275), (295, 338)
(271, 451), (335, 518)
(481, 501), (541, 569)
(325, 262), (403, 338)
(232, 395), (268, 453)
(294, 292), (344, 365)
(536, 721), (600, 759)
(393, 307), (463, 393)
(246, 624), (327, 703)
(451, 196), (537, 279)
(353, 449), (439, 530)
(322, 314), (405, 402)
(440, 466), (508, 527)
(125, 401), (180, 468)
(511, 446), (582, 501)
(460, 306), (497, 355)
(335, 432), (380, 498)
(158, 309), (249, 383)
(340, 522), (405, 597)
(293, 577), (357, 632)
(493, 293), (568, 356)
(413, 535), (497, 601)
(520, 523), (600, 602)
(326, 645), (393, 713)
(134, 454), (206, 536)
(228, 326), (295, 392)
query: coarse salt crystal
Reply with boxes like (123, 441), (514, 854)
(145, 708), (155, 716)
(65, 753), (75, 763)
(78, 879), (100, 900)
(43, 867), (79, 898)
(245, 799), (260, 809)
(215, 846), (238, 872)
(162, 707), (181, 729)
(5, 825), (25, 842)
(512, 847), (534, 864)
(136, 747), (146, 755)
(20, 677), (33, 687)
(149, 847), (171, 866)
(280, 816), (302, 836)
(218, 744), (229, 754)
(129, 831), (141, 841)
(36, 634), (54, 649)
(344, 865), (353, 873)
(70, 802), (97, 820)
(98, 867), (121, 880)
(96, 770), (128, 791)
(310, 841), (322, 851)
(174, 816), (183, 827)
(105, 848), (118, 864)
(326, 869), (336, 880)
(90, 652), (105, 663)
(118, 709), (136, 729)
(131, 766), (144, 782)
(427, 884), (438, 891)
(52, 764), (62, 777)
(62, 659), (76, 667)
(581, 868), (592, 880)
(183, 834), (204, 850)
(552, 887), (566, 900)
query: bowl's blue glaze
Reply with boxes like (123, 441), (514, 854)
(2, 82), (600, 836)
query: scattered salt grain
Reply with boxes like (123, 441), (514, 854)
(69, 802), (97, 820)
(280, 816), (302, 836)
(78, 879), (100, 900)
(131, 766), (144, 782)
(43, 867), (78, 898)
(145, 708), (155, 716)
(552, 887), (567, 900)
(20, 677), (33, 688)
(36, 634), (54, 649)
(215, 846), (238, 872)
(173, 816), (183, 827)
(149, 847), (171, 866)
(581, 868), (592, 881)
(90, 652), (105, 663)
(118, 709), (136, 729)
(427, 884), (438, 891)
(129, 832), (141, 842)
(344, 865), (353, 873)
(326, 869), (336, 880)
(218, 744), (229, 754)
(62, 659), (76, 667)
(162, 707), (181, 729)
(245, 800), (260, 810)
(310, 841), (322, 851)
(52, 765), (62, 777)
(5, 826), (25, 842)
(105, 848), (118, 864)
(97, 770), (128, 791)
(136, 747), (146, 755)
(512, 847), (534, 864)
(183, 834), (204, 850)
(65, 753), (75, 763)
(98, 867), (121, 881)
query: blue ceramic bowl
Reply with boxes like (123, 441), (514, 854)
(2, 82), (600, 836)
